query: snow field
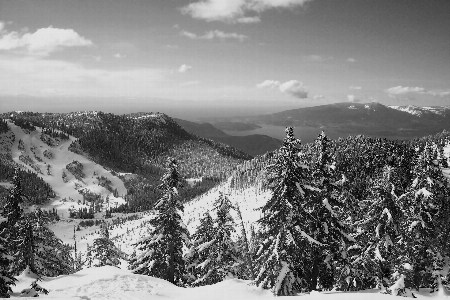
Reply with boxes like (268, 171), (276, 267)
(5, 120), (127, 218)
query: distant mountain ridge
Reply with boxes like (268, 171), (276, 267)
(208, 102), (450, 139)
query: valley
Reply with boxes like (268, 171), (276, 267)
(1, 105), (450, 299)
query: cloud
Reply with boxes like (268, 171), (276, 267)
(385, 86), (427, 95)
(257, 79), (308, 98)
(256, 79), (280, 89)
(346, 58), (356, 63)
(428, 90), (450, 97)
(178, 64), (192, 73)
(236, 16), (261, 23)
(173, 24), (180, 29)
(347, 94), (361, 103)
(180, 0), (312, 23)
(313, 95), (324, 100)
(113, 53), (126, 59)
(386, 86), (450, 98)
(302, 55), (333, 63)
(0, 25), (92, 56)
(279, 80), (308, 99)
(180, 30), (247, 41)
(0, 54), (167, 97)
(349, 86), (361, 90)
(179, 81), (201, 87)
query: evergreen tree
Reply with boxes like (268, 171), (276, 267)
(11, 210), (73, 277)
(0, 170), (24, 297)
(399, 143), (449, 290)
(253, 127), (311, 296)
(187, 193), (241, 286)
(128, 158), (189, 286)
(353, 166), (405, 290)
(302, 131), (355, 291)
(91, 223), (124, 267)
(185, 211), (215, 285)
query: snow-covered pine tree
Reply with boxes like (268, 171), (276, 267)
(302, 131), (355, 291)
(0, 169), (24, 297)
(190, 193), (241, 286)
(128, 158), (189, 286)
(185, 211), (215, 285)
(253, 127), (310, 296)
(91, 223), (125, 267)
(353, 165), (405, 291)
(11, 210), (73, 277)
(399, 142), (450, 290)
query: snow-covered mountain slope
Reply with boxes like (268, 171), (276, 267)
(1, 120), (127, 217)
(183, 179), (271, 237)
(10, 265), (447, 299)
(389, 105), (450, 117)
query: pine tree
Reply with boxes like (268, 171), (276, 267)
(185, 211), (215, 285)
(91, 223), (124, 267)
(0, 170), (24, 297)
(187, 193), (242, 286)
(303, 131), (355, 291)
(11, 210), (73, 277)
(253, 127), (311, 296)
(400, 143), (449, 290)
(353, 165), (405, 290)
(128, 158), (189, 286)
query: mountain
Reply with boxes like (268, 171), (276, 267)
(173, 118), (282, 156)
(206, 102), (450, 139)
(0, 112), (254, 215)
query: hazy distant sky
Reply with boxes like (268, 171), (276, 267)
(0, 0), (449, 117)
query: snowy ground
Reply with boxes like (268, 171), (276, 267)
(11, 266), (450, 299)
(2, 120), (128, 218)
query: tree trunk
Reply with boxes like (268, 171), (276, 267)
(310, 247), (320, 291)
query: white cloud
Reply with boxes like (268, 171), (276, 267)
(386, 86), (450, 98)
(349, 86), (361, 90)
(236, 16), (261, 23)
(173, 24), (180, 29)
(347, 94), (360, 103)
(180, 30), (247, 41)
(180, 81), (201, 87)
(302, 55), (333, 63)
(279, 80), (308, 99)
(180, 0), (312, 23)
(0, 26), (92, 56)
(0, 55), (167, 97)
(257, 79), (308, 98)
(178, 64), (192, 73)
(347, 58), (356, 63)
(256, 79), (280, 89)
(113, 53), (126, 59)
(386, 86), (427, 95)
(0, 22), (4, 32)
(313, 95), (324, 100)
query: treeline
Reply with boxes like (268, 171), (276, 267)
(0, 119), (9, 133)
(0, 163), (55, 205)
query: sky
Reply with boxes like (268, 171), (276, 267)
(0, 0), (449, 118)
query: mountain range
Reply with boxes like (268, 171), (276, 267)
(201, 102), (450, 139)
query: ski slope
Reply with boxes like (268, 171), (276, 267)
(4, 120), (127, 217)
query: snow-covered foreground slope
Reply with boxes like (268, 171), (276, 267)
(2, 120), (127, 217)
(11, 266), (448, 299)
